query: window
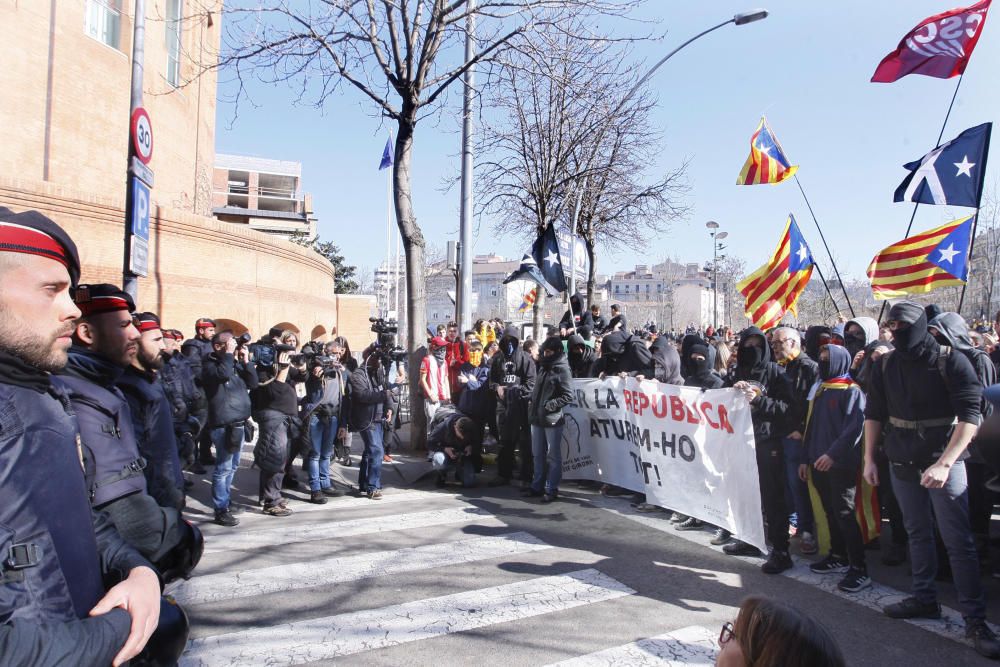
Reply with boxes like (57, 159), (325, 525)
(85, 0), (122, 50)
(491, 288), (497, 297)
(165, 0), (184, 87)
(615, 285), (620, 293)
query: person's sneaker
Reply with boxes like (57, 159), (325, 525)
(634, 502), (660, 513)
(810, 554), (850, 574)
(487, 476), (510, 487)
(883, 597), (942, 619)
(383, 454), (394, 463)
(309, 491), (328, 504)
(711, 528), (733, 545)
(214, 510), (239, 527)
(263, 504), (292, 517)
(761, 550), (794, 574)
(882, 542), (908, 566)
(799, 531), (819, 556)
(676, 517), (704, 531)
(723, 541), (762, 557)
(837, 568), (872, 593)
(600, 484), (627, 496)
(541, 492), (558, 503)
(282, 477), (303, 491)
(670, 512), (688, 523)
(967, 620), (1000, 659)
(321, 486), (343, 497)
(520, 487), (542, 497)
(368, 489), (384, 500)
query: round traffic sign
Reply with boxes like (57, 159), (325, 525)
(131, 107), (154, 164)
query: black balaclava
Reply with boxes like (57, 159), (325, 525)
(888, 301), (932, 360)
(433, 346), (447, 363)
(689, 343), (713, 377)
(737, 336), (765, 370)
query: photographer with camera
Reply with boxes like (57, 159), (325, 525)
(429, 413), (482, 488)
(348, 349), (393, 500)
(296, 337), (349, 504)
(203, 330), (259, 527)
(250, 331), (303, 517)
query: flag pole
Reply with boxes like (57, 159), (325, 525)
(958, 211), (981, 314)
(879, 74), (966, 320)
(809, 259), (842, 319)
(793, 175), (854, 317)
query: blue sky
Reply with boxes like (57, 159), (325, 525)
(215, 1), (998, 283)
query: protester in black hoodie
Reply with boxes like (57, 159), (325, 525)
(558, 293), (594, 337)
(567, 334), (596, 378)
(594, 331), (629, 376)
(488, 325), (536, 485)
(649, 336), (683, 385)
(526, 337), (574, 502)
(723, 327), (794, 574)
(685, 343), (724, 389)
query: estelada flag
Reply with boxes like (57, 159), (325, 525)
(872, 0), (991, 83)
(737, 117), (798, 185)
(518, 287), (537, 313)
(866, 215), (973, 300)
(736, 215), (814, 329)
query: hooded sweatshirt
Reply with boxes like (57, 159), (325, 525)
(593, 331), (629, 376)
(489, 325), (536, 402)
(866, 301), (982, 465)
(685, 343), (724, 389)
(727, 327), (792, 441)
(567, 333), (596, 378)
(844, 316), (880, 387)
(803, 326), (832, 363)
(529, 337), (574, 427)
(650, 337), (683, 385)
(679, 334), (704, 378)
(801, 345), (865, 468)
(930, 311), (997, 419)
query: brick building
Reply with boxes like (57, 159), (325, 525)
(0, 1), (373, 348)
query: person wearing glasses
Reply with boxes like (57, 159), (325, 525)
(717, 596), (844, 667)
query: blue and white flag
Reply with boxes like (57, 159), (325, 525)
(893, 122), (992, 207)
(378, 137), (394, 170)
(503, 224), (567, 294)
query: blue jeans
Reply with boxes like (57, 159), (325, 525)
(357, 424), (384, 493)
(432, 451), (476, 486)
(211, 425), (244, 511)
(890, 459), (986, 621)
(530, 424), (564, 494)
(308, 415), (338, 491)
(783, 437), (814, 533)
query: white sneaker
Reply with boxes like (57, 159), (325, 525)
(800, 531), (819, 556)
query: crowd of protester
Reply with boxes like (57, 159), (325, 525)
(4, 205), (1000, 662)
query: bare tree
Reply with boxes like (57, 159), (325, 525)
(218, 0), (644, 442)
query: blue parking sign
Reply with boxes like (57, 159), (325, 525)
(130, 177), (150, 241)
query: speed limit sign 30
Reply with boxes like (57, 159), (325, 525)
(131, 107), (154, 164)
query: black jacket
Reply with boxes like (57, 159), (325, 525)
(202, 352), (259, 428)
(529, 339), (575, 427)
(117, 367), (186, 511)
(346, 364), (388, 432)
(781, 353), (819, 436)
(180, 337), (213, 384)
(727, 327), (791, 442)
(489, 326), (536, 405)
(567, 335), (596, 378)
(0, 365), (150, 666)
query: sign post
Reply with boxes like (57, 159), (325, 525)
(122, 0), (149, 299)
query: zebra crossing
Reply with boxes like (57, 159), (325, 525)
(173, 487), (722, 666)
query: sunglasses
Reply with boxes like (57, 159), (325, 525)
(719, 621), (736, 646)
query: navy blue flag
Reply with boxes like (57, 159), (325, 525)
(894, 122), (992, 207)
(378, 137), (393, 170)
(503, 224), (567, 294)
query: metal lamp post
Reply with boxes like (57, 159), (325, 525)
(706, 222), (728, 328)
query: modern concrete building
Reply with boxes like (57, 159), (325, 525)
(212, 154), (318, 240)
(0, 1), (373, 348)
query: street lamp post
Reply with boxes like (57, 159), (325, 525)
(572, 9), (768, 310)
(706, 222), (728, 328)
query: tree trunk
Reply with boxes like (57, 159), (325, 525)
(584, 235), (597, 310)
(393, 114), (428, 449)
(532, 290), (545, 340)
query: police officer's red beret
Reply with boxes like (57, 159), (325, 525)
(134, 312), (161, 333)
(73, 284), (135, 317)
(0, 207), (81, 287)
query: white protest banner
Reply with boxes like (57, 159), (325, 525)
(561, 377), (766, 552)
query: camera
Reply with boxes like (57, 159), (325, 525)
(368, 317), (407, 366)
(369, 317), (398, 336)
(293, 340), (341, 376)
(246, 327), (295, 368)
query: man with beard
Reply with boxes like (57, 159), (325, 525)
(0, 210), (161, 665)
(724, 327), (794, 574)
(183, 317), (216, 468)
(863, 302), (999, 659)
(160, 329), (204, 473)
(488, 325), (536, 487)
(56, 286), (191, 570)
(117, 313), (186, 512)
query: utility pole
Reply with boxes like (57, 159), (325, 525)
(123, 0), (147, 299)
(456, 0), (476, 332)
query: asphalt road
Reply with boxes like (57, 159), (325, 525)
(171, 446), (1000, 666)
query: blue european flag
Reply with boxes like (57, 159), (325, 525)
(787, 214), (814, 274)
(378, 137), (393, 170)
(926, 216), (972, 281)
(894, 123), (992, 208)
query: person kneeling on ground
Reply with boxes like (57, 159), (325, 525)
(429, 413), (482, 488)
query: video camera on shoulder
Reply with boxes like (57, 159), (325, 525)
(292, 340), (341, 376)
(244, 327), (296, 368)
(369, 317), (407, 365)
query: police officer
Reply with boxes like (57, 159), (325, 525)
(117, 313), (186, 511)
(0, 209), (162, 665)
(183, 317), (216, 469)
(55, 286), (196, 579)
(160, 329), (204, 473)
